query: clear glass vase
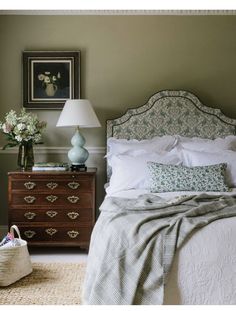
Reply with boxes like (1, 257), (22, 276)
(17, 141), (34, 170)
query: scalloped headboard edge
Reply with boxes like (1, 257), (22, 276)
(106, 90), (236, 179)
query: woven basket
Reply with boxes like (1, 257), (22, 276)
(0, 225), (32, 286)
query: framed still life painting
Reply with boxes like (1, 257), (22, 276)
(23, 51), (80, 109)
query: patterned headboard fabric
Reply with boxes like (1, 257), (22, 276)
(106, 90), (236, 178)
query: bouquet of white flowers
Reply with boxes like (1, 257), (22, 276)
(38, 71), (61, 87)
(0, 109), (47, 149)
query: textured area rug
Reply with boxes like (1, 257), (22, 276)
(0, 262), (86, 305)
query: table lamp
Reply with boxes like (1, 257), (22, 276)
(56, 99), (101, 171)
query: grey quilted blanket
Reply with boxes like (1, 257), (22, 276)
(83, 194), (236, 305)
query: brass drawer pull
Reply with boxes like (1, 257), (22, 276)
(67, 230), (80, 239)
(46, 210), (58, 218)
(24, 181), (36, 190)
(46, 195), (58, 203)
(24, 196), (36, 204)
(46, 182), (58, 190)
(67, 196), (79, 204)
(45, 228), (57, 236)
(67, 212), (79, 220)
(24, 212), (36, 220)
(67, 182), (80, 189)
(24, 230), (36, 239)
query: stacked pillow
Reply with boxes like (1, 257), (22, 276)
(106, 136), (177, 161)
(175, 135), (236, 152)
(106, 135), (180, 195)
(106, 150), (182, 195)
(180, 148), (236, 187)
(106, 135), (236, 195)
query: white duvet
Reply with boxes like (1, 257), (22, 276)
(106, 189), (236, 304)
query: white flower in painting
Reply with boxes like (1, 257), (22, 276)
(38, 71), (61, 87)
(38, 74), (45, 81)
(44, 76), (50, 83)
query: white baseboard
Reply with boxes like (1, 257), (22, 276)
(0, 225), (8, 238)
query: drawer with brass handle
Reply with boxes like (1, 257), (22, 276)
(67, 196), (80, 204)
(24, 181), (36, 190)
(46, 182), (58, 190)
(45, 228), (58, 236)
(24, 196), (36, 204)
(46, 195), (58, 203)
(67, 230), (80, 239)
(10, 193), (92, 207)
(10, 208), (92, 223)
(67, 181), (80, 189)
(46, 210), (58, 218)
(15, 225), (92, 244)
(67, 211), (79, 220)
(11, 177), (93, 192)
(24, 211), (37, 220)
(24, 230), (36, 239)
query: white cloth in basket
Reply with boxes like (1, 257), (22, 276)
(0, 225), (32, 286)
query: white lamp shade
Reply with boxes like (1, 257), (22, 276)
(56, 99), (101, 128)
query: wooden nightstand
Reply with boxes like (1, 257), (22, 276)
(8, 168), (96, 249)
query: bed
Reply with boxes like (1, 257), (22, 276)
(83, 90), (236, 305)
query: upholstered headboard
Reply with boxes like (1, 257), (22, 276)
(106, 90), (236, 178)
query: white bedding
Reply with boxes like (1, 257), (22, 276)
(105, 189), (236, 304)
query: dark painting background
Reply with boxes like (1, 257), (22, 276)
(32, 61), (71, 99)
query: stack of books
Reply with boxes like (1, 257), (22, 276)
(32, 162), (69, 171)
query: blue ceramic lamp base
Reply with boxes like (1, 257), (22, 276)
(68, 128), (89, 171)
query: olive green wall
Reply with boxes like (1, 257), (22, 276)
(1, 14), (236, 228)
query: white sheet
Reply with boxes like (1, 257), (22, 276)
(106, 188), (236, 199)
(105, 189), (236, 304)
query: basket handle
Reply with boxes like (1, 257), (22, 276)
(10, 225), (22, 239)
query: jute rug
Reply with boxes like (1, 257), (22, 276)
(0, 262), (86, 305)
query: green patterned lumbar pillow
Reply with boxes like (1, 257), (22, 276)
(147, 162), (229, 192)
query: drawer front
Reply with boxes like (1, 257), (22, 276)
(11, 178), (93, 192)
(10, 208), (93, 223)
(11, 193), (92, 208)
(16, 225), (92, 243)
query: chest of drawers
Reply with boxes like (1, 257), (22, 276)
(8, 169), (96, 249)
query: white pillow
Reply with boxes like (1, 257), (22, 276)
(176, 135), (236, 152)
(106, 150), (182, 195)
(107, 135), (177, 157)
(181, 148), (236, 187)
